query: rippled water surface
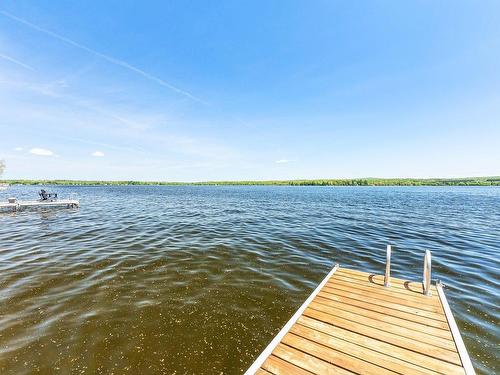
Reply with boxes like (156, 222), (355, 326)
(0, 186), (498, 374)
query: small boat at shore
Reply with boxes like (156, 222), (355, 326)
(0, 183), (9, 191)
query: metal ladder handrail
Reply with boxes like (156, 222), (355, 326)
(384, 244), (391, 287)
(423, 249), (432, 296)
(383, 245), (432, 297)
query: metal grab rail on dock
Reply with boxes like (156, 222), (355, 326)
(423, 249), (432, 296)
(384, 244), (391, 287)
(383, 245), (432, 297)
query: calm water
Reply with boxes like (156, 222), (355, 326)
(0, 186), (498, 374)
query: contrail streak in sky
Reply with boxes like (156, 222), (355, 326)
(0, 10), (205, 104)
(0, 52), (35, 71)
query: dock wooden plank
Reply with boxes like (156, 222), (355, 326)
(282, 332), (398, 375)
(297, 316), (465, 375)
(319, 287), (446, 321)
(245, 266), (473, 375)
(308, 301), (455, 348)
(327, 276), (442, 305)
(331, 272), (440, 300)
(322, 283), (443, 313)
(290, 323), (439, 375)
(311, 297), (453, 340)
(303, 307), (461, 365)
(314, 294), (449, 330)
(261, 355), (314, 375)
(273, 344), (355, 375)
(304, 302), (455, 352)
(337, 269), (440, 295)
(255, 369), (273, 375)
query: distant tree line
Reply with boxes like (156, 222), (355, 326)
(1, 177), (499, 186)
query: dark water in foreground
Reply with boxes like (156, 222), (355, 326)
(0, 186), (498, 374)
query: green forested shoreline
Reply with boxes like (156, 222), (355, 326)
(1, 177), (499, 186)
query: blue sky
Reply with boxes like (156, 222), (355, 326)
(0, 1), (499, 181)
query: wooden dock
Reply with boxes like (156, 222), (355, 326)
(246, 260), (475, 374)
(0, 199), (79, 211)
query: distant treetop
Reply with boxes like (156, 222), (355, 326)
(0, 176), (499, 186)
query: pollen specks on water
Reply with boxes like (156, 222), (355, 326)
(0, 185), (499, 374)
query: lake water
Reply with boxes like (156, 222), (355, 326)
(0, 186), (498, 374)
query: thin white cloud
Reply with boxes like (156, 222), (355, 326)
(1, 78), (229, 160)
(1, 78), (146, 131)
(275, 159), (290, 164)
(0, 10), (204, 103)
(0, 53), (35, 71)
(30, 147), (54, 156)
(91, 151), (105, 157)
(14, 147), (24, 151)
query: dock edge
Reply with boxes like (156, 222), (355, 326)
(244, 264), (340, 375)
(436, 281), (476, 375)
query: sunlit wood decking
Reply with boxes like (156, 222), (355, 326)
(246, 265), (475, 375)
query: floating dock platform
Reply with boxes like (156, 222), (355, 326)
(246, 250), (475, 375)
(0, 199), (79, 211)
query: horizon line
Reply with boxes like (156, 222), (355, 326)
(1, 176), (499, 184)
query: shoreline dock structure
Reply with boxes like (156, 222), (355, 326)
(0, 197), (79, 211)
(246, 247), (475, 375)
